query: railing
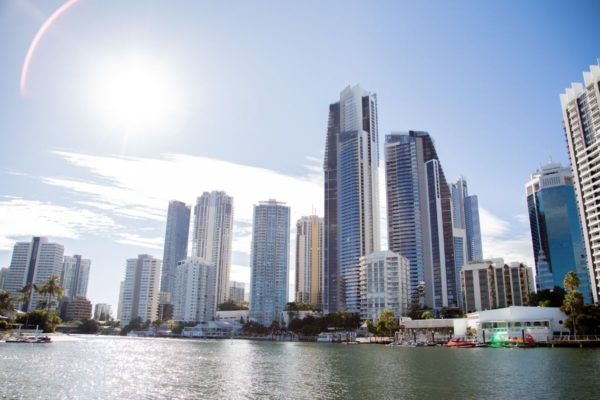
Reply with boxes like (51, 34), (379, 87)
(548, 335), (600, 342)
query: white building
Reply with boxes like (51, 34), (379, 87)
(561, 59), (600, 302)
(94, 303), (112, 321)
(4, 237), (64, 311)
(468, 306), (569, 343)
(173, 257), (215, 323)
(116, 281), (124, 321)
(359, 250), (409, 322)
(461, 259), (534, 313)
(192, 191), (234, 309)
(120, 255), (161, 327)
(216, 309), (249, 323)
(295, 215), (323, 307)
(61, 255), (91, 299)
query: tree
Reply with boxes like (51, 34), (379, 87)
(561, 271), (584, 337)
(19, 282), (35, 311)
(36, 275), (64, 311)
(0, 291), (15, 319)
(121, 317), (143, 335)
(528, 287), (566, 307)
(421, 311), (434, 320)
(78, 319), (100, 334)
(151, 319), (163, 335)
(15, 310), (61, 332)
(564, 271), (581, 292)
(218, 300), (249, 311)
(376, 309), (398, 337)
(365, 319), (377, 335)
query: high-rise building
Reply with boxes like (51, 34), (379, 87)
(323, 85), (380, 314)
(160, 200), (191, 298)
(561, 60), (600, 302)
(295, 215), (323, 307)
(157, 291), (174, 321)
(249, 200), (290, 326)
(120, 255), (161, 327)
(450, 177), (483, 309)
(460, 258), (534, 312)
(4, 237), (64, 311)
(359, 250), (409, 322)
(173, 258), (216, 323)
(0, 267), (8, 290)
(229, 281), (245, 303)
(526, 162), (593, 303)
(192, 191), (234, 308)
(385, 131), (457, 309)
(94, 303), (112, 321)
(61, 255), (91, 299)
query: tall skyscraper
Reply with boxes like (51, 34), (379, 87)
(450, 177), (483, 309)
(192, 191), (234, 308)
(61, 255), (91, 299)
(561, 60), (600, 302)
(94, 303), (112, 321)
(173, 258), (216, 323)
(295, 215), (323, 307)
(249, 200), (290, 326)
(323, 85), (380, 314)
(4, 237), (64, 311)
(385, 131), (457, 309)
(359, 250), (409, 322)
(160, 200), (191, 298)
(120, 254), (161, 327)
(526, 162), (593, 303)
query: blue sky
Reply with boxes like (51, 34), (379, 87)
(1, 0), (599, 311)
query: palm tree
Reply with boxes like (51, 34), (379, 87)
(421, 310), (434, 320)
(0, 290), (15, 319)
(564, 271), (580, 292)
(37, 275), (64, 311)
(19, 282), (36, 311)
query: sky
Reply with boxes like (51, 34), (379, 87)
(1, 0), (599, 312)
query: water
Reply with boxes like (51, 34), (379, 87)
(1, 336), (599, 399)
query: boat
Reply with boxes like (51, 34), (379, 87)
(5, 336), (52, 344)
(447, 337), (477, 348)
(488, 334), (536, 348)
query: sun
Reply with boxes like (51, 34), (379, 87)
(90, 54), (183, 134)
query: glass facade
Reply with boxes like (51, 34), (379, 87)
(160, 200), (191, 298)
(528, 185), (592, 303)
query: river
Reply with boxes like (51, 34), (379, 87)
(1, 336), (599, 399)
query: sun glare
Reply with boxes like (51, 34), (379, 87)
(90, 54), (182, 134)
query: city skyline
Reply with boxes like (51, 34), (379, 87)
(1, 1), (600, 313)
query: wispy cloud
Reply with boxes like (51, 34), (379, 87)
(0, 197), (115, 251)
(479, 207), (533, 266)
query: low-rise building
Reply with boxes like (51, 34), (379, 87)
(61, 296), (92, 322)
(461, 258), (534, 313)
(216, 309), (249, 323)
(181, 320), (242, 338)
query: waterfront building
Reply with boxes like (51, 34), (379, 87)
(216, 309), (249, 323)
(385, 131), (457, 309)
(228, 281), (245, 303)
(120, 255), (161, 327)
(295, 215), (323, 307)
(0, 267), (8, 290)
(61, 255), (91, 299)
(460, 259), (534, 313)
(116, 280), (124, 321)
(192, 191), (234, 308)
(181, 320), (242, 338)
(160, 200), (191, 298)
(173, 258), (216, 323)
(94, 303), (112, 321)
(450, 177), (483, 309)
(249, 200), (290, 327)
(526, 162), (593, 303)
(323, 85), (380, 314)
(359, 250), (409, 322)
(60, 296), (92, 322)
(4, 237), (64, 311)
(561, 60), (600, 302)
